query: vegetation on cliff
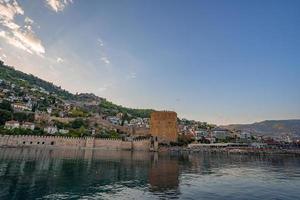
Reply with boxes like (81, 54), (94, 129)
(99, 99), (154, 119)
(0, 60), (154, 119)
(0, 61), (74, 100)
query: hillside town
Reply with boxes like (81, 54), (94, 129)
(1, 70), (300, 152)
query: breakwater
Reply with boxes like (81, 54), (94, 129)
(0, 135), (152, 151)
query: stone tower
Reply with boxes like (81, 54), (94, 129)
(150, 111), (178, 143)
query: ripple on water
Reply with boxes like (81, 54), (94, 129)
(0, 148), (300, 200)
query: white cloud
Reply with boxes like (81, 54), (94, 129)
(1, 19), (19, 30)
(97, 38), (104, 47)
(126, 72), (137, 79)
(97, 84), (111, 93)
(12, 29), (45, 55)
(101, 56), (110, 64)
(0, 31), (32, 54)
(0, 0), (24, 21)
(0, 0), (23, 30)
(24, 16), (34, 30)
(46, 0), (73, 12)
(56, 57), (64, 63)
(97, 87), (107, 92)
(0, 0), (45, 56)
(24, 16), (34, 24)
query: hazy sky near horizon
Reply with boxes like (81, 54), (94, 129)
(0, 0), (299, 125)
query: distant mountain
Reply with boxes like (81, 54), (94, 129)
(223, 120), (300, 137)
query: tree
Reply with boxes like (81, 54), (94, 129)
(71, 118), (87, 129)
(78, 126), (87, 137)
(0, 100), (12, 111)
(0, 109), (12, 125)
(13, 112), (34, 122)
(177, 134), (195, 146)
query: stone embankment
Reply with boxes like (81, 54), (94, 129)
(169, 146), (300, 155)
(0, 135), (153, 151)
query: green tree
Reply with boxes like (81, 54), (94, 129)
(0, 109), (12, 125)
(0, 100), (12, 111)
(13, 112), (34, 122)
(71, 118), (87, 129)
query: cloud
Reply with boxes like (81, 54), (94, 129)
(24, 16), (34, 30)
(12, 29), (45, 55)
(0, 0), (24, 21)
(46, 0), (73, 12)
(0, 0), (23, 30)
(0, 31), (32, 54)
(97, 38), (104, 47)
(97, 84), (111, 93)
(56, 57), (64, 63)
(0, 0), (45, 55)
(24, 16), (34, 24)
(0, 19), (20, 30)
(126, 72), (137, 79)
(100, 56), (110, 64)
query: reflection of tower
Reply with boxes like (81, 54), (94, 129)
(149, 155), (179, 193)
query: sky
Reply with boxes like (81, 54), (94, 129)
(0, 0), (299, 125)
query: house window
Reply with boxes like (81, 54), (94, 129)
(23, 141), (26, 144)
(42, 142), (45, 144)
(50, 141), (55, 145)
(30, 141), (33, 144)
(37, 142), (40, 144)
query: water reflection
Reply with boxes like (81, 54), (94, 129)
(0, 148), (300, 200)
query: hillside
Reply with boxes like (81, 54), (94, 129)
(0, 60), (154, 118)
(99, 100), (154, 119)
(0, 60), (75, 100)
(223, 120), (300, 137)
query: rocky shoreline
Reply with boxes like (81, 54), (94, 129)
(160, 146), (300, 156)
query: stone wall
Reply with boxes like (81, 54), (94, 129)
(0, 135), (150, 151)
(132, 139), (150, 151)
(150, 111), (178, 142)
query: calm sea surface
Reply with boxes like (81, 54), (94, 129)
(0, 148), (300, 200)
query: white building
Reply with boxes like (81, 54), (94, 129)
(195, 129), (209, 140)
(47, 107), (52, 114)
(281, 135), (292, 143)
(12, 103), (31, 111)
(240, 131), (251, 140)
(107, 116), (121, 125)
(44, 126), (58, 134)
(5, 121), (20, 129)
(212, 128), (231, 140)
(129, 117), (149, 128)
(22, 122), (35, 130)
(59, 129), (69, 134)
(251, 142), (267, 148)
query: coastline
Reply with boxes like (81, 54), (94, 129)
(162, 146), (300, 156)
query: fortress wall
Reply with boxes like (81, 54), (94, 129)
(0, 135), (86, 148)
(132, 139), (151, 151)
(94, 138), (124, 150)
(0, 135), (151, 151)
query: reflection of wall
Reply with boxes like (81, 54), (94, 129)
(0, 148), (152, 200)
(0, 147), (153, 162)
(149, 157), (179, 192)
